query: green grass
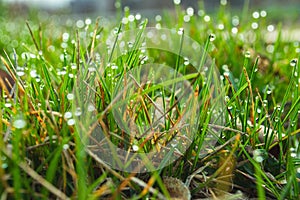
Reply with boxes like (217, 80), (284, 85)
(0, 1), (299, 199)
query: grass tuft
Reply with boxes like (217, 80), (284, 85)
(0, 1), (299, 199)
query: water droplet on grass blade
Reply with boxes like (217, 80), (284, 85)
(128, 15), (135, 22)
(87, 66), (96, 72)
(59, 70), (67, 76)
(218, 23), (224, 30)
(16, 71), (25, 77)
(223, 71), (230, 76)
(62, 32), (69, 42)
(160, 34), (167, 41)
(2, 163), (8, 169)
(128, 42), (134, 48)
(183, 15), (190, 22)
(67, 93), (74, 100)
(114, 1), (121, 8)
(290, 148), (297, 157)
(135, 13), (141, 20)
(76, 20), (84, 28)
(198, 9), (205, 16)
(13, 119), (26, 129)
(222, 64), (229, 71)
(267, 25), (275, 32)
(184, 57), (189, 65)
(260, 10), (267, 17)
(254, 156), (263, 162)
(113, 27), (119, 35)
(266, 44), (274, 53)
(111, 65), (118, 70)
(85, 18), (92, 25)
(257, 108), (261, 114)
(231, 27), (238, 34)
(146, 31), (154, 38)
(252, 11), (260, 19)
(63, 144), (70, 150)
(177, 28), (184, 35)
(75, 107), (82, 116)
(220, 0), (227, 6)
(155, 15), (162, 22)
(173, 0), (181, 5)
(132, 145), (139, 152)
(251, 22), (259, 29)
(262, 100), (268, 106)
(275, 105), (281, 111)
(67, 119), (75, 126)
(290, 59), (298, 67)
(122, 17), (129, 25)
(88, 104), (96, 112)
(204, 15), (210, 22)
(186, 7), (194, 16)
(244, 51), (251, 58)
(64, 112), (72, 119)
(291, 121), (295, 127)
(30, 70), (37, 78)
(35, 76), (41, 82)
(71, 64), (77, 69)
(209, 33), (216, 41)
(253, 149), (267, 163)
(224, 96), (230, 102)
(155, 23), (161, 30)
(5, 103), (12, 108)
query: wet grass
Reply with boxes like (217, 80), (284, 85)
(0, 1), (299, 199)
